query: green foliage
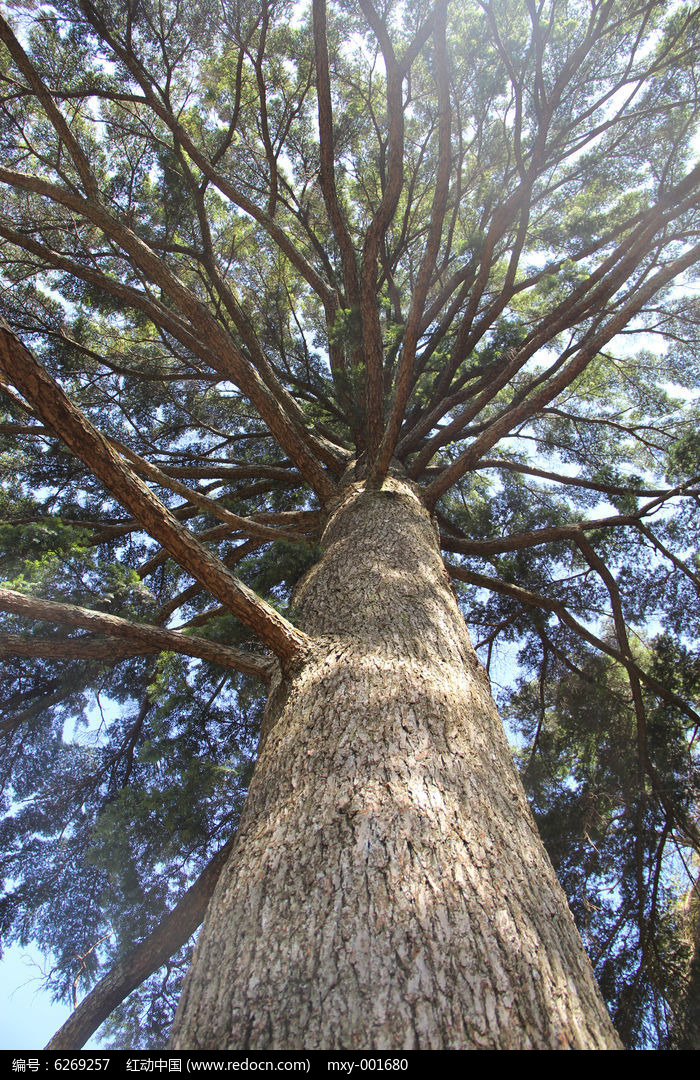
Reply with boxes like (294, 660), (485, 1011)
(499, 633), (700, 1048)
(0, 0), (698, 1052)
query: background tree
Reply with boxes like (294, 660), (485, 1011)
(0, 0), (698, 1050)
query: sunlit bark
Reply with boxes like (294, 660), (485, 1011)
(170, 472), (620, 1049)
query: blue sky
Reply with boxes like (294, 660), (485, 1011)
(1, 944), (72, 1051)
(1, 943), (104, 1052)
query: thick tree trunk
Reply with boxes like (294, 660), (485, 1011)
(169, 473), (621, 1050)
(676, 877), (700, 1049)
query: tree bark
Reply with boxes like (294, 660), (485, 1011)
(169, 471), (621, 1050)
(676, 876), (700, 1050)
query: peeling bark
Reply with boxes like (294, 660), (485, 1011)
(170, 473), (620, 1050)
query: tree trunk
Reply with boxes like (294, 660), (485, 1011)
(676, 876), (700, 1049)
(169, 473), (621, 1050)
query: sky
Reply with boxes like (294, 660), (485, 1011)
(1, 944), (73, 1051)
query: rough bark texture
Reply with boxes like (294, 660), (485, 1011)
(169, 473), (621, 1050)
(677, 880), (700, 1050)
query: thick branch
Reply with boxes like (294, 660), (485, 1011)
(440, 511), (639, 558)
(312, 0), (360, 308)
(0, 589), (271, 681)
(0, 168), (338, 497)
(0, 326), (308, 667)
(407, 164), (700, 471)
(357, 0), (405, 453)
(439, 481), (699, 556)
(45, 836), (236, 1051)
(0, 633), (170, 663)
(115, 442), (311, 546)
(0, 14), (98, 196)
(372, 0), (450, 479)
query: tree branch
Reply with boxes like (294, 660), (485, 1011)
(445, 561), (700, 734)
(0, 13), (98, 197)
(371, 0), (450, 480)
(311, 0), (360, 309)
(574, 535), (700, 854)
(45, 836), (236, 1051)
(0, 589), (272, 681)
(76, 0), (335, 310)
(0, 326), (309, 667)
(356, 0), (405, 454)
(0, 168), (338, 498)
(424, 237), (700, 505)
(472, 458), (678, 499)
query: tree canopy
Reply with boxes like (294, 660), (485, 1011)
(0, 0), (699, 1050)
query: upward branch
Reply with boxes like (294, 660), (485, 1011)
(372, 0), (450, 480)
(312, 0), (361, 309)
(423, 234), (700, 505)
(356, 0), (405, 454)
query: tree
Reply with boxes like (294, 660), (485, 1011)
(505, 635), (700, 1046)
(0, 0), (699, 1051)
